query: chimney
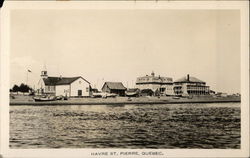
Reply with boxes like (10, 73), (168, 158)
(187, 74), (190, 81)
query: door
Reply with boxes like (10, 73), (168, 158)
(78, 90), (82, 96)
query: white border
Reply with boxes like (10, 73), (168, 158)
(1, 1), (249, 158)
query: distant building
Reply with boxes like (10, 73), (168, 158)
(135, 72), (174, 96)
(101, 82), (127, 96)
(173, 74), (210, 96)
(37, 70), (91, 97)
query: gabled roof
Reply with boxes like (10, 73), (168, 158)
(174, 76), (205, 83)
(43, 76), (90, 86)
(102, 82), (127, 90)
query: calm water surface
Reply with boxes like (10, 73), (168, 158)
(10, 103), (240, 148)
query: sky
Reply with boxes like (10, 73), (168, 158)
(10, 9), (241, 93)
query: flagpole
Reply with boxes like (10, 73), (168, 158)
(26, 70), (28, 85)
(27, 69), (31, 86)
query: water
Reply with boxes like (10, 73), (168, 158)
(10, 103), (240, 149)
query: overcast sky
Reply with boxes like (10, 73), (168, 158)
(10, 9), (240, 93)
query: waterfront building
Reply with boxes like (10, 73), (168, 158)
(173, 74), (210, 96)
(37, 70), (91, 97)
(135, 72), (174, 96)
(101, 82), (127, 96)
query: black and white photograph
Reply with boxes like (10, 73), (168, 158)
(0, 1), (249, 158)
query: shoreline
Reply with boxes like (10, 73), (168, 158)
(9, 96), (241, 106)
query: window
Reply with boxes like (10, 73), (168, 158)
(86, 87), (89, 92)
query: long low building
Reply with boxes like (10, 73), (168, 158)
(135, 72), (174, 96)
(173, 74), (210, 96)
(37, 70), (91, 97)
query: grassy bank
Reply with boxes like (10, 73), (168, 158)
(9, 95), (241, 106)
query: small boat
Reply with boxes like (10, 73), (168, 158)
(106, 93), (117, 98)
(125, 92), (139, 97)
(56, 95), (68, 100)
(33, 95), (56, 102)
(92, 92), (117, 98)
(92, 92), (105, 98)
(172, 96), (180, 99)
(125, 88), (140, 97)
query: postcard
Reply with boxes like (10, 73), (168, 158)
(0, 1), (249, 158)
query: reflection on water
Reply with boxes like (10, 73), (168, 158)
(10, 103), (240, 148)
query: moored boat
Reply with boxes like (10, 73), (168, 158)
(92, 92), (117, 98)
(172, 96), (180, 99)
(33, 95), (56, 102)
(125, 88), (140, 97)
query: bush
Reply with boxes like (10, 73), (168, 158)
(11, 83), (32, 94)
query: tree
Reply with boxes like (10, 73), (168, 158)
(19, 83), (31, 94)
(12, 84), (19, 94)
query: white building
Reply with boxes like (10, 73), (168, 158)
(173, 74), (210, 96)
(37, 70), (91, 97)
(135, 72), (174, 96)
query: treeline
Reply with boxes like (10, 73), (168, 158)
(10, 83), (33, 94)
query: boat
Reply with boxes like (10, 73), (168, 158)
(127, 97), (132, 101)
(56, 95), (68, 100)
(125, 91), (139, 97)
(125, 88), (140, 97)
(92, 92), (117, 98)
(106, 93), (117, 98)
(33, 95), (56, 102)
(92, 92), (105, 98)
(172, 96), (180, 99)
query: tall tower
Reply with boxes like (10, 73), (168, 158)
(41, 64), (48, 79)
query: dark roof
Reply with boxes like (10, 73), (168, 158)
(103, 82), (126, 90)
(140, 89), (154, 93)
(43, 76), (90, 86)
(174, 76), (205, 83)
